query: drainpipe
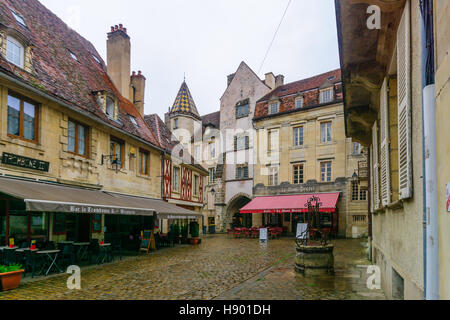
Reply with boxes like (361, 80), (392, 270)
(420, 0), (439, 300)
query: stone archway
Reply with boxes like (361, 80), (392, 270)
(221, 193), (252, 231)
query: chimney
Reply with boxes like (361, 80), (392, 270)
(130, 71), (146, 116)
(275, 74), (285, 88)
(107, 24), (131, 100)
(265, 72), (276, 90)
(227, 73), (235, 87)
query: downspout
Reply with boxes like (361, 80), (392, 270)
(420, 0), (439, 300)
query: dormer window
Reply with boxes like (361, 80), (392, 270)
(6, 36), (24, 68)
(68, 50), (78, 62)
(268, 101), (280, 115)
(320, 88), (334, 104)
(106, 96), (116, 118)
(129, 115), (138, 127)
(92, 55), (101, 64)
(10, 10), (26, 27)
(295, 96), (304, 109)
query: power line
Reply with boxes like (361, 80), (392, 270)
(258, 0), (292, 74)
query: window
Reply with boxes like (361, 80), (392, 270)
(173, 118), (179, 129)
(139, 149), (150, 176)
(236, 166), (249, 180)
(320, 88), (333, 103)
(268, 102), (280, 115)
(268, 166), (279, 186)
(129, 115), (138, 127)
(106, 96), (115, 118)
(320, 161), (332, 182)
(173, 166), (180, 191)
(235, 135), (249, 151)
(209, 168), (215, 184)
(10, 10), (26, 27)
(6, 36), (24, 68)
(195, 145), (201, 161)
(209, 140), (216, 159)
(352, 181), (359, 201)
(353, 215), (366, 223)
(320, 121), (332, 143)
(110, 137), (124, 168)
(353, 142), (361, 155)
(236, 103), (249, 118)
(293, 126), (304, 147)
(193, 175), (200, 196)
(295, 97), (304, 109)
(92, 55), (101, 64)
(68, 119), (88, 156)
(360, 189), (367, 201)
(268, 129), (279, 153)
(68, 50), (78, 61)
(7, 93), (38, 142)
(293, 164), (304, 184)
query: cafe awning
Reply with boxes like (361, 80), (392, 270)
(0, 176), (199, 218)
(240, 193), (340, 214)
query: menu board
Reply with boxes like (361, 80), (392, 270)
(93, 214), (102, 233)
(140, 230), (155, 253)
(259, 228), (268, 243)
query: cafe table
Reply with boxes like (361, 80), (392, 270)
(37, 249), (62, 276)
(97, 243), (112, 264)
(73, 242), (90, 262)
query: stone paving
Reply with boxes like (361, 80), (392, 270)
(0, 234), (385, 300)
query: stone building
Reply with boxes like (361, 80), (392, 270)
(144, 113), (208, 233)
(246, 69), (368, 238)
(336, 0), (450, 299)
(0, 0), (200, 249)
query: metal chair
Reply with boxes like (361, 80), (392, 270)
(4, 249), (18, 265)
(111, 239), (122, 261)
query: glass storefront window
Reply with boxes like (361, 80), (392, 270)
(30, 212), (48, 243)
(9, 211), (28, 246)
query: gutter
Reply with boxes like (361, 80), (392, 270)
(0, 71), (165, 154)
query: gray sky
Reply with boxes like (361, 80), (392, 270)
(39, 0), (340, 119)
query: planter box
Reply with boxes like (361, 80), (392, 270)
(0, 270), (24, 291)
(189, 238), (200, 245)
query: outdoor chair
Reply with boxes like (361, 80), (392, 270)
(233, 230), (241, 238)
(88, 239), (100, 263)
(4, 249), (18, 265)
(227, 229), (234, 238)
(111, 239), (122, 261)
(23, 250), (44, 278)
(59, 243), (76, 268)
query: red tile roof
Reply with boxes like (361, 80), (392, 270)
(254, 69), (343, 120)
(0, 0), (161, 148)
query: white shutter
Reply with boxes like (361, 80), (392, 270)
(397, 0), (412, 199)
(380, 78), (391, 206)
(370, 144), (374, 213)
(372, 122), (380, 210)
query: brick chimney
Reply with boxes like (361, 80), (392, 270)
(265, 72), (276, 90)
(275, 74), (285, 88)
(107, 24), (131, 100)
(130, 71), (146, 116)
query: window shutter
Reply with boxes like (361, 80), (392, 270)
(397, 0), (412, 199)
(234, 136), (237, 151)
(244, 166), (249, 179)
(370, 145), (374, 213)
(380, 78), (391, 206)
(372, 122), (380, 210)
(245, 136), (249, 149)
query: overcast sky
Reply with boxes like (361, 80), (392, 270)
(39, 0), (340, 119)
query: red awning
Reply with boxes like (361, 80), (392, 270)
(240, 193), (340, 214)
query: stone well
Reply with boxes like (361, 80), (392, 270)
(295, 244), (334, 276)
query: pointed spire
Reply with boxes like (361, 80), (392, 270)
(169, 81), (200, 118)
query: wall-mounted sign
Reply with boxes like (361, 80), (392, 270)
(1, 152), (50, 172)
(447, 183), (450, 212)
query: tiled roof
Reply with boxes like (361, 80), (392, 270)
(0, 0), (161, 149)
(254, 69), (343, 120)
(202, 111), (220, 129)
(169, 81), (200, 119)
(144, 114), (207, 174)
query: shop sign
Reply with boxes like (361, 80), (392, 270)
(68, 205), (136, 215)
(1, 152), (50, 172)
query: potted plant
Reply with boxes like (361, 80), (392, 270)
(181, 224), (189, 244)
(189, 221), (200, 245)
(0, 264), (24, 291)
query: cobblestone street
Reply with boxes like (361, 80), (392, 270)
(0, 235), (384, 300)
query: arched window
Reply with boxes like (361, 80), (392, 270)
(6, 36), (24, 68)
(106, 96), (115, 118)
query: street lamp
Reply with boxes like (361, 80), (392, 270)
(101, 154), (121, 173)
